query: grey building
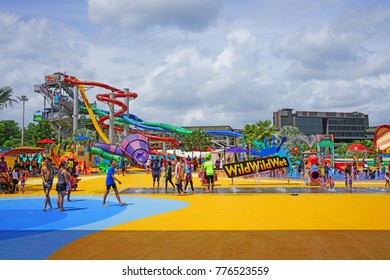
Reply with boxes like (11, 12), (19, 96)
(273, 108), (370, 141)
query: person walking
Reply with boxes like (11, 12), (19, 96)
(56, 161), (70, 211)
(19, 171), (27, 194)
(201, 154), (215, 192)
(103, 160), (125, 206)
(41, 158), (53, 211)
(164, 161), (176, 192)
(174, 157), (185, 195)
(184, 160), (194, 193)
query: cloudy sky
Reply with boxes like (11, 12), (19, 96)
(1, 0), (390, 131)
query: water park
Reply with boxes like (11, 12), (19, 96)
(1, 72), (390, 260)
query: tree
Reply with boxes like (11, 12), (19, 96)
(0, 120), (21, 147)
(24, 119), (55, 146)
(181, 130), (212, 154)
(243, 119), (277, 144)
(0, 86), (17, 110)
(2, 136), (20, 148)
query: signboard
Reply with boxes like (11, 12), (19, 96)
(223, 155), (289, 178)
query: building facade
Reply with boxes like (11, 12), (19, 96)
(273, 108), (370, 141)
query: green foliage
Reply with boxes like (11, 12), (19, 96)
(23, 120), (55, 146)
(73, 127), (96, 142)
(181, 130), (212, 152)
(0, 120), (21, 147)
(0, 86), (17, 110)
(1, 136), (20, 148)
(243, 119), (277, 144)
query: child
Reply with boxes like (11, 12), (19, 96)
(385, 172), (390, 188)
(19, 172), (26, 194)
(345, 173), (352, 189)
(184, 161), (194, 193)
(12, 169), (19, 192)
(326, 176), (335, 190)
(320, 175), (327, 189)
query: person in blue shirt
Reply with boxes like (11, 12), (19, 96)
(103, 160), (125, 206)
(151, 159), (161, 190)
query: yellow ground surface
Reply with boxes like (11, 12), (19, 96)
(14, 170), (390, 259)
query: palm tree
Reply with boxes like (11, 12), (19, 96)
(243, 119), (277, 144)
(0, 86), (17, 110)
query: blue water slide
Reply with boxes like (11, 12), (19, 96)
(205, 130), (243, 138)
(121, 114), (167, 132)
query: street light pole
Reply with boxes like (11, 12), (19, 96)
(18, 95), (28, 146)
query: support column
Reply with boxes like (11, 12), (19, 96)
(109, 92), (115, 144)
(73, 85), (79, 135)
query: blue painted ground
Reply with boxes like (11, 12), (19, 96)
(0, 196), (188, 260)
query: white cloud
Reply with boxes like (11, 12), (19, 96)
(87, 0), (223, 31)
(2, 1), (390, 134)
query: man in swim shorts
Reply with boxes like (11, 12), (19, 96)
(41, 158), (53, 211)
(103, 160), (125, 206)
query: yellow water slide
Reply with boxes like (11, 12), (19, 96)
(76, 82), (110, 144)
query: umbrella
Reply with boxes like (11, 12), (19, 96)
(37, 138), (55, 144)
(346, 143), (368, 159)
(74, 135), (90, 141)
(2, 146), (46, 156)
(225, 147), (250, 153)
(347, 143), (367, 152)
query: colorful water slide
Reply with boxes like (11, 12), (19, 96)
(89, 146), (123, 162)
(122, 114), (191, 135)
(91, 134), (149, 165)
(81, 102), (243, 139)
(374, 125), (390, 151)
(63, 75), (138, 144)
(64, 74), (243, 144)
(122, 114), (243, 137)
(204, 130), (243, 138)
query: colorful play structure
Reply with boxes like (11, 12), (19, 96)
(33, 72), (244, 165)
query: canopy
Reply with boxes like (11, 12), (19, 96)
(225, 147), (250, 153)
(74, 135), (90, 141)
(2, 146), (46, 156)
(347, 143), (367, 152)
(37, 138), (55, 144)
(317, 139), (334, 148)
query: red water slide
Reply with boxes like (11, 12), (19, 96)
(63, 75), (138, 131)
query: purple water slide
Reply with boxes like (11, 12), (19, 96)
(93, 142), (124, 156)
(120, 134), (150, 165)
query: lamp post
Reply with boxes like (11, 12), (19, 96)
(17, 95), (28, 146)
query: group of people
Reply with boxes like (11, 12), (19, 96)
(344, 158), (390, 190)
(0, 156), (27, 194)
(41, 157), (79, 211)
(146, 154), (216, 195)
